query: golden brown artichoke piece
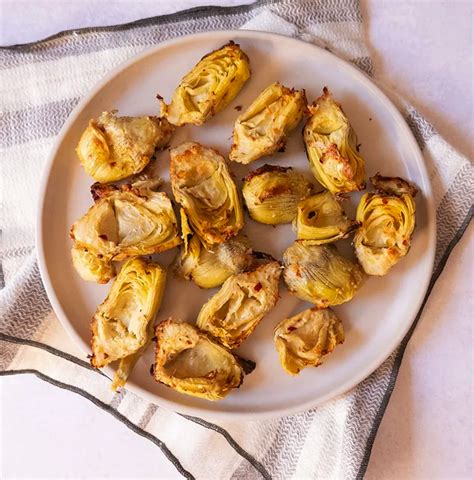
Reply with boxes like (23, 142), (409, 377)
(90, 257), (166, 390)
(175, 233), (254, 289)
(303, 88), (365, 193)
(354, 173), (417, 276)
(159, 41), (250, 126)
(152, 319), (255, 401)
(242, 165), (313, 225)
(170, 142), (244, 246)
(196, 261), (281, 349)
(76, 110), (174, 183)
(283, 242), (364, 307)
(70, 180), (181, 283)
(274, 307), (344, 375)
(229, 82), (307, 164)
(294, 190), (358, 244)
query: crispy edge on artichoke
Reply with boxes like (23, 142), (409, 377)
(70, 180), (181, 282)
(242, 164), (314, 225)
(76, 110), (174, 183)
(370, 173), (419, 197)
(283, 242), (364, 307)
(294, 190), (358, 244)
(170, 142), (244, 245)
(196, 261), (281, 349)
(229, 82), (307, 164)
(354, 174), (417, 276)
(274, 307), (344, 375)
(90, 257), (167, 390)
(174, 233), (254, 289)
(151, 319), (255, 401)
(158, 41), (251, 126)
(303, 87), (366, 193)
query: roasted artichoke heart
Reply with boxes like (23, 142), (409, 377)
(90, 258), (166, 390)
(196, 261), (281, 349)
(152, 319), (255, 401)
(175, 234), (254, 289)
(354, 174), (417, 276)
(303, 88), (365, 193)
(294, 190), (357, 244)
(283, 242), (364, 307)
(76, 110), (174, 183)
(242, 164), (313, 225)
(229, 82), (306, 164)
(170, 142), (244, 245)
(70, 180), (181, 283)
(159, 41), (250, 126)
(274, 307), (344, 375)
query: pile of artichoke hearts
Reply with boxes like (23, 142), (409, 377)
(71, 41), (418, 400)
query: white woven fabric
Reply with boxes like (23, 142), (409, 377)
(1, 1), (472, 478)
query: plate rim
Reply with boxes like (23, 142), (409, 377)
(36, 29), (436, 420)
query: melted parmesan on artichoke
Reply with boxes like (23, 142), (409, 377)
(90, 257), (166, 390)
(274, 307), (344, 375)
(229, 82), (306, 164)
(170, 142), (244, 246)
(196, 261), (281, 349)
(159, 41), (250, 126)
(76, 110), (174, 183)
(152, 319), (255, 401)
(304, 88), (365, 193)
(242, 165), (313, 225)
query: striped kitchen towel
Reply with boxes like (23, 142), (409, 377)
(1, 1), (472, 478)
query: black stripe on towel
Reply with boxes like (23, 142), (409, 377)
(180, 413), (272, 480)
(356, 206), (473, 479)
(1, 332), (268, 478)
(0, 368), (195, 480)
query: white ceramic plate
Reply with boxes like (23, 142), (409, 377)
(37, 31), (436, 420)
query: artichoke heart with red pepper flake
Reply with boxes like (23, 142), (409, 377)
(294, 190), (358, 244)
(170, 142), (244, 246)
(354, 173), (417, 276)
(196, 261), (281, 349)
(70, 180), (180, 284)
(274, 307), (344, 375)
(242, 164), (313, 225)
(76, 110), (174, 183)
(152, 319), (255, 401)
(304, 87), (366, 193)
(158, 41), (250, 126)
(229, 82), (306, 164)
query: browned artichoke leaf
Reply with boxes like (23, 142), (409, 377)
(70, 180), (180, 282)
(274, 307), (344, 375)
(76, 110), (174, 183)
(170, 142), (244, 246)
(152, 319), (254, 401)
(303, 88), (366, 193)
(196, 261), (281, 349)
